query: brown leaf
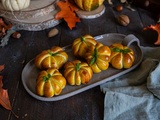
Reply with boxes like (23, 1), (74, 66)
(0, 18), (5, 25)
(143, 23), (160, 45)
(0, 75), (12, 110)
(0, 65), (4, 72)
(0, 18), (12, 38)
(55, 0), (80, 30)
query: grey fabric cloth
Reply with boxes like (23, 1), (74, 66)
(100, 46), (160, 120)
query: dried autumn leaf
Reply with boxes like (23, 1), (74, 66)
(0, 18), (12, 38)
(67, 0), (79, 11)
(0, 18), (5, 25)
(0, 68), (12, 110)
(0, 18), (12, 29)
(143, 23), (160, 45)
(0, 65), (4, 72)
(55, 0), (80, 30)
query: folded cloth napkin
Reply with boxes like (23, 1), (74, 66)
(100, 46), (160, 120)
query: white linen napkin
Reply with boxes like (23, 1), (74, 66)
(100, 46), (160, 120)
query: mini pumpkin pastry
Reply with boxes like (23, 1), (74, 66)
(85, 42), (111, 73)
(35, 46), (68, 70)
(36, 68), (66, 97)
(64, 60), (93, 85)
(109, 43), (135, 69)
(72, 34), (97, 58)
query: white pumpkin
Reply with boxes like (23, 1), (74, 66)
(1, 0), (30, 11)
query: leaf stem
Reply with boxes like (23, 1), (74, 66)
(11, 110), (19, 119)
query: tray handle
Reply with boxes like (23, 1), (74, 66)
(122, 34), (140, 47)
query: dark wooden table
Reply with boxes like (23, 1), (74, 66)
(0, 1), (159, 120)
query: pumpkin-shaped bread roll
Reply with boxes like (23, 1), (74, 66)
(72, 34), (97, 58)
(36, 68), (66, 97)
(35, 46), (68, 70)
(109, 43), (135, 69)
(85, 42), (111, 73)
(64, 60), (93, 85)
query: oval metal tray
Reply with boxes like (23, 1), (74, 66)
(21, 33), (143, 101)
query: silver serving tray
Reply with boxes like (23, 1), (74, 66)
(21, 33), (143, 101)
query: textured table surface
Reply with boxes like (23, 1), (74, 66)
(0, 0), (159, 120)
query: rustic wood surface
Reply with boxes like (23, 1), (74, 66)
(0, 1), (159, 120)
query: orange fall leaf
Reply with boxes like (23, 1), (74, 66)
(0, 18), (12, 38)
(0, 65), (4, 72)
(0, 65), (12, 110)
(0, 18), (12, 30)
(55, 0), (80, 30)
(143, 23), (160, 45)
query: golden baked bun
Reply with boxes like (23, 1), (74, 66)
(35, 46), (68, 70)
(85, 42), (111, 73)
(109, 43), (135, 69)
(36, 68), (66, 97)
(64, 60), (93, 85)
(72, 34), (97, 58)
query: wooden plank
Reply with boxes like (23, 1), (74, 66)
(0, 32), (33, 119)
(0, 1), (157, 120)
(86, 2), (118, 36)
